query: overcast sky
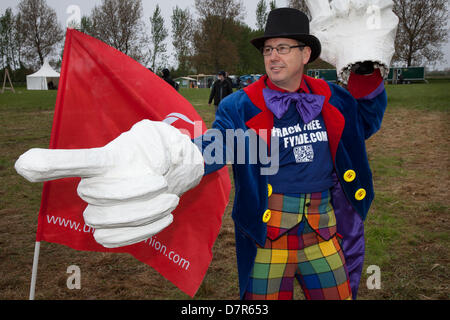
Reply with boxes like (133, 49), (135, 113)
(1, 0), (449, 70)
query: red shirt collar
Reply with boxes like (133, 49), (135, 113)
(266, 75), (310, 93)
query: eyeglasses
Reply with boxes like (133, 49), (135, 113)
(261, 44), (305, 56)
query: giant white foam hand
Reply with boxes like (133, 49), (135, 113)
(306, 0), (399, 83)
(15, 120), (205, 248)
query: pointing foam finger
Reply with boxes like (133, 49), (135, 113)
(93, 214), (174, 248)
(83, 193), (179, 228)
(15, 148), (111, 182)
(77, 174), (168, 206)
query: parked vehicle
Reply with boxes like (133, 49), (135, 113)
(238, 74), (262, 89)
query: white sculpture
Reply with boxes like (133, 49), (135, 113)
(15, 120), (204, 248)
(306, 0), (398, 83)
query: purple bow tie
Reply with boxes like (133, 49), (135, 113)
(263, 88), (325, 123)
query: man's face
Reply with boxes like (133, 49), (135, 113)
(263, 38), (311, 91)
(218, 75), (224, 81)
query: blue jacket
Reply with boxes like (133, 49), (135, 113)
(195, 72), (387, 298)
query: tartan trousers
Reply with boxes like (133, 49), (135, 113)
(244, 190), (352, 300)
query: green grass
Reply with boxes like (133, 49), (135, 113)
(3, 81), (448, 114)
(179, 88), (210, 105)
(178, 88), (217, 126)
(0, 87), (58, 111)
(385, 81), (450, 111)
(424, 202), (449, 214)
(364, 191), (404, 265)
(370, 155), (406, 177)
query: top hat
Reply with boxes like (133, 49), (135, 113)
(251, 8), (321, 64)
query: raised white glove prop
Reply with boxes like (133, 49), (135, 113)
(306, 0), (398, 83)
(15, 120), (204, 248)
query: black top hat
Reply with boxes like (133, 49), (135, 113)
(251, 8), (321, 64)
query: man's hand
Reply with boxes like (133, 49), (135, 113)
(306, 0), (399, 83)
(15, 120), (204, 248)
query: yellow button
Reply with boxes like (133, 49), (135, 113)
(262, 209), (271, 223)
(355, 188), (366, 201)
(268, 184), (273, 197)
(344, 170), (356, 182)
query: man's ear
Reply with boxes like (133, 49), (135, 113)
(303, 46), (312, 65)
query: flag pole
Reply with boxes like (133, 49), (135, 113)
(29, 241), (41, 300)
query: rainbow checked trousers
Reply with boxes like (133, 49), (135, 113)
(244, 190), (352, 300)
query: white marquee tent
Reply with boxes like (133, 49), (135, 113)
(26, 60), (60, 90)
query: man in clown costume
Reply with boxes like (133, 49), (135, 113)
(15, 1), (398, 300)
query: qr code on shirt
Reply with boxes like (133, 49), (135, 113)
(293, 145), (314, 163)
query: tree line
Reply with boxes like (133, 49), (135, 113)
(0, 0), (448, 82)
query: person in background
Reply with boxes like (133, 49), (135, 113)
(161, 68), (179, 91)
(208, 71), (233, 113)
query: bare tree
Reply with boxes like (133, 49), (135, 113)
(13, 12), (27, 68)
(89, 0), (147, 63)
(0, 8), (18, 69)
(269, 0), (277, 11)
(16, 0), (64, 68)
(195, 0), (244, 23)
(287, 0), (311, 19)
(171, 6), (194, 74)
(149, 4), (168, 71)
(192, 0), (244, 73)
(393, 0), (449, 67)
(80, 16), (93, 35)
(256, 0), (268, 31)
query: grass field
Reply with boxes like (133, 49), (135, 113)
(0, 81), (449, 300)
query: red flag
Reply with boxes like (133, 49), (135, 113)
(36, 29), (231, 297)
